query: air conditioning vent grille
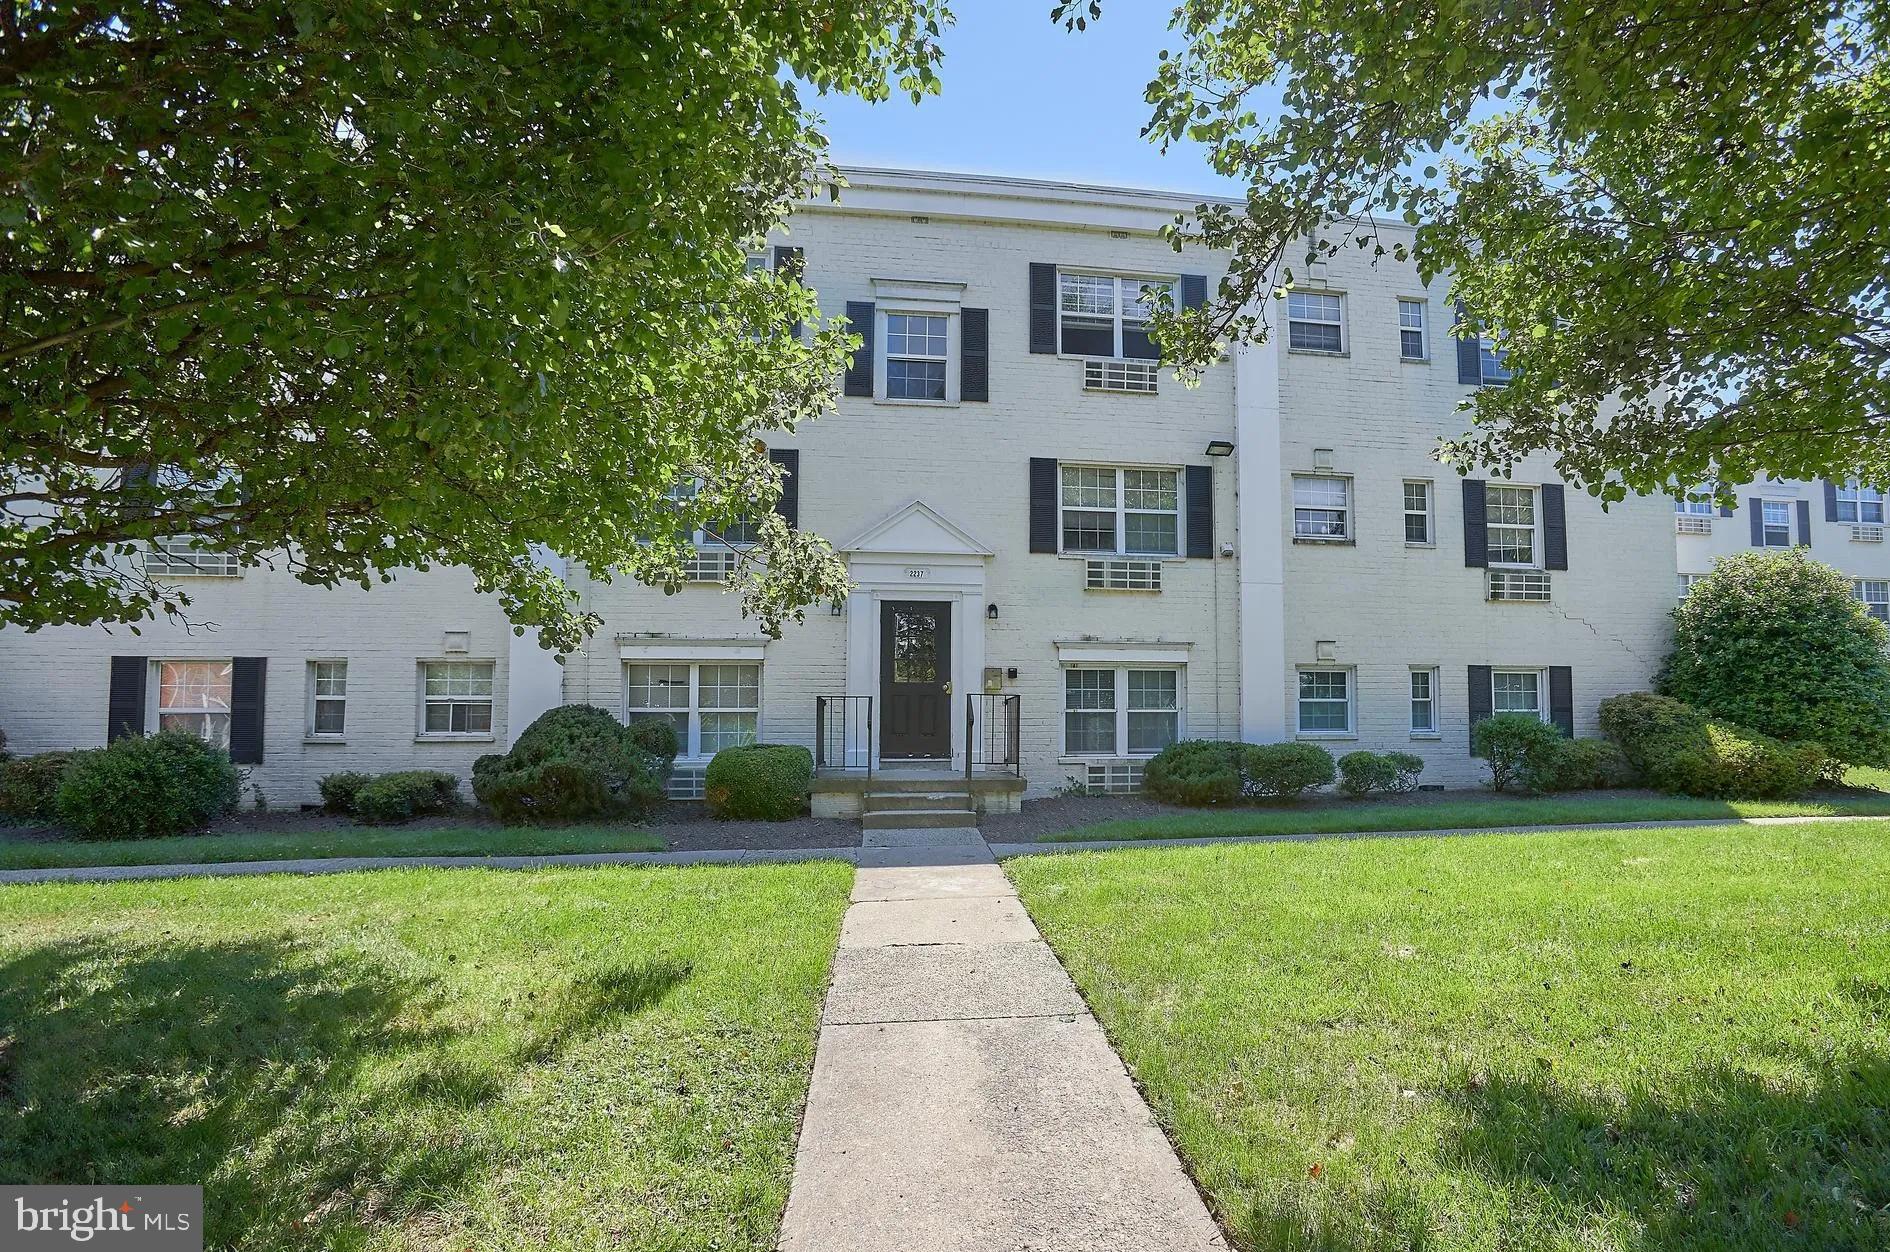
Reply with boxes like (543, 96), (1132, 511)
(1674, 515), (1712, 535)
(680, 548), (739, 583)
(1851, 524), (1884, 543)
(1487, 569), (1552, 602)
(1085, 761), (1145, 795)
(666, 766), (706, 800)
(144, 536), (240, 577)
(1085, 558), (1163, 591)
(1083, 359), (1159, 394)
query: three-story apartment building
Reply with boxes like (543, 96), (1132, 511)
(0, 168), (1679, 809)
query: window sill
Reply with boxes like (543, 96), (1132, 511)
(1056, 352), (1163, 366)
(872, 397), (960, 409)
(1057, 552), (1185, 562)
(1295, 732), (1358, 741)
(303, 736), (347, 745)
(1400, 356), (1430, 364)
(1409, 733), (1442, 741)
(143, 571), (243, 579)
(1293, 536), (1355, 546)
(1287, 348), (1349, 359)
(1058, 753), (1159, 765)
(1404, 541), (1436, 549)
(414, 734), (496, 744)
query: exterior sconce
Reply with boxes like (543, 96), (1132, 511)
(1205, 439), (1235, 457)
(986, 603), (999, 620)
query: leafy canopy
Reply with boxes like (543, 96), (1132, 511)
(1661, 549), (1890, 766)
(2, 1), (949, 650)
(1057, 1), (1889, 499)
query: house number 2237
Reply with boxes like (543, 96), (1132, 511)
(904, 568), (929, 580)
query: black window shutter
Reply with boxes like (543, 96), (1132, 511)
(1461, 478), (1488, 567)
(1467, 665), (1493, 752)
(769, 448), (799, 528)
(1748, 498), (1764, 546)
(1548, 666), (1574, 738)
(1029, 458), (1058, 553)
(229, 657), (266, 764)
(1796, 498), (1812, 547)
(1180, 273), (1207, 311)
(1542, 483), (1568, 570)
(960, 308), (989, 402)
(107, 656), (147, 742)
(1028, 263), (1058, 354)
(1185, 465), (1214, 558)
(843, 301), (874, 397)
(773, 246), (805, 337)
(1824, 479), (1840, 522)
(1455, 302), (1482, 385)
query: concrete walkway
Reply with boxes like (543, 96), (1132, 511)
(777, 826), (1225, 1252)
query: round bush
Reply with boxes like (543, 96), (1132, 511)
(1599, 692), (1825, 799)
(317, 771), (373, 814)
(1238, 742), (1336, 799)
(477, 761), (611, 825)
(1472, 713), (1568, 792)
(625, 716), (681, 763)
(472, 705), (669, 824)
(0, 752), (79, 821)
(1336, 751), (1398, 796)
(1662, 550), (1890, 766)
(1143, 740), (1241, 806)
(704, 743), (813, 820)
(53, 731), (241, 840)
(1382, 751), (1426, 793)
(352, 770), (460, 825)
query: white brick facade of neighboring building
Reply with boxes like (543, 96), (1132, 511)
(0, 168), (1681, 806)
(1675, 478), (1890, 623)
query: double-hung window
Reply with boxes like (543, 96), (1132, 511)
(1674, 490), (1715, 516)
(1409, 668), (1438, 735)
(420, 661), (493, 735)
(1403, 480), (1433, 545)
(1478, 334), (1511, 385)
(1398, 299), (1428, 360)
(1063, 667), (1181, 756)
(157, 660), (233, 747)
(1297, 669), (1353, 735)
(1287, 291), (1344, 353)
(627, 662), (760, 759)
(885, 313), (950, 401)
(1485, 485), (1540, 566)
(1837, 480), (1886, 524)
(1058, 272), (1171, 359)
(1855, 580), (1889, 623)
(1293, 475), (1351, 541)
(1761, 499), (1793, 546)
(1059, 465), (1180, 555)
(1492, 669), (1543, 719)
(308, 660), (347, 737)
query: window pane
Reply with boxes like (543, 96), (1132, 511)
(701, 712), (758, 753)
(313, 700), (345, 734)
(1493, 671), (1540, 714)
(1298, 670), (1350, 731)
(885, 314), (948, 358)
(628, 663), (691, 709)
(1405, 512), (1430, 544)
(1127, 670), (1177, 711)
(1287, 292), (1341, 323)
(1061, 466), (1116, 508)
(699, 664), (759, 710)
(1124, 512), (1178, 554)
(1122, 469), (1177, 511)
(1293, 476), (1349, 538)
(313, 661), (347, 697)
(1288, 321), (1343, 353)
(1064, 669), (1116, 710)
(1410, 670), (1435, 732)
(1065, 712), (1116, 754)
(1059, 273), (1116, 316)
(159, 661), (233, 714)
(1127, 712), (1178, 754)
(1486, 486), (1535, 526)
(885, 358), (947, 400)
(1062, 511), (1117, 552)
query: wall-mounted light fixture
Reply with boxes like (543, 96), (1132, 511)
(986, 603), (999, 621)
(830, 596), (845, 617)
(1205, 439), (1235, 457)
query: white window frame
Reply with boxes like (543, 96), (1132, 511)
(1491, 668), (1547, 721)
(1855, 579), (1889, 622)
(1292, 474), (1352, 542)
(1761, 498), (1794, 547)
(625, 661), (762, 762)
(1397, 298), (1428, 361)
(1837, 480), (1886, 524)
(306, 659), (347, 739)
(1403, 479), (1434, 546)
(417, 659), (495, 739)
(1058, 463), (1182, 557)
(1479, 334), (1511, 385)
(1677, 573), (1706, 601)
(1674, 489), (1716, 516)
(1409, 667), (1439, 736)
(879, 310), (957, 405)
(664, 478), (759, 567)
(1057, 270), (1175, 361)
(1295, 667), (1355, 737)
(1060, 665), (1184, 758)
(1286, 290), (1346, 354)
(1485, 483), (1542, 568)
(152, 658), (234, 748)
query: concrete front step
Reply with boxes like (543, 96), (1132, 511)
(861, 808), (981, 830)
(863, 789), (976, 812)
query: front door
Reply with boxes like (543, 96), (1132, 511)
(880, 601), (952, 760)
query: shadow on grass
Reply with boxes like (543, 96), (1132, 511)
(1440, 1054), (1890, 1248)
(0, 937), (690, 1245)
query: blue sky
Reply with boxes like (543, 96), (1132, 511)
(805, 1), (1253, 196)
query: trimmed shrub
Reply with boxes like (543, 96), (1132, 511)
(1522, 737), (1639, 793)
(352, 770), (460, 825)
(1143, 740), (1242, 807)
(1473, 713), (1568, 792)
(704, 743), (813, 820)
(1383, 751), (1426, 793)
(53, 731), (241, 840)
(1599, 692), (1826, 799)
(471, 704), (671, 825)
(317, 771), (373, 815)
(0, 752), (78, 821)
(1337, 751), (1399, 796)
(1662, 550), (1890, 766)
(1238, 742), (1337, 799)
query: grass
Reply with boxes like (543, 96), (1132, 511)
(0, 862), (852, 1250)
(0, 822), (665, 870)
(1008, 822), (1890, 1251)
(1040, 788), (1890, 843)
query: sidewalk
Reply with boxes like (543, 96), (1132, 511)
(777, 827), (1225, 1251)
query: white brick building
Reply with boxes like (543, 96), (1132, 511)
(1675, 478), (1890, 622)
(0, 168), (1681, 809)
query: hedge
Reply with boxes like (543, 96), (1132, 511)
(1143, 740), (1337, 805)
(471, 705), (674, 825)
(0, 752), (78, 821)
(1599, 692), (1825, 799)
(704, 743), (813, 820)
(351, 770), (461, 825)
(52, 731), (241, 840)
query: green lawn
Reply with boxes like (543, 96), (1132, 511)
(1008, 823), (1890, 1251)
(1041, 789), (1890, 843)
(0, 822), (664, 870)
(0, 862), (851, 1250)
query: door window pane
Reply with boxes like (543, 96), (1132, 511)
(890, 610), (940, 683)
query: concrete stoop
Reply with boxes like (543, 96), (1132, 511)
(860, 781), (979, 831)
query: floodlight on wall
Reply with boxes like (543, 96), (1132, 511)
(1205, 439), (1235, 457)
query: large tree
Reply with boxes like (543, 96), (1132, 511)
(1059, 1), (1889, 501)
(2, 1), (948, 651)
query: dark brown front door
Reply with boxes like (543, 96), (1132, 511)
(880, 601), (951, 759)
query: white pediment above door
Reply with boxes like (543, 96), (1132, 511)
(839, 499), (993, 559)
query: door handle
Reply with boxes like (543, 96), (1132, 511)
(943, 682), (952, 695)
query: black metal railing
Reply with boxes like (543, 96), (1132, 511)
(814, 695), (873, 776)
(966, 693), (1022, 779)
